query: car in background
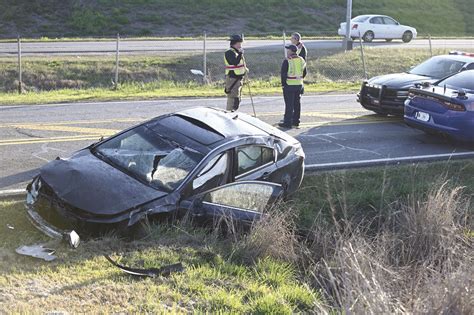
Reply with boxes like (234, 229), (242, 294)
(26, 107), (305, 244)
(338, 15), (417, 43)
(404, 70), (474, 142)
(358, 52), (474, 116)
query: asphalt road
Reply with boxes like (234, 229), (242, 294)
(1, 94), (473, 193)
(0, 39), (473, 55)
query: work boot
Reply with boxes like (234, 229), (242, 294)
(278, 122), (292, 129)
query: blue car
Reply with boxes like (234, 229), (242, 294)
(404, 70), (474, 142)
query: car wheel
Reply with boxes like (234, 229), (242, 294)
(385, 39), (393, 42)
(362, 31), (374, 42)
(402, 31), (413, 43)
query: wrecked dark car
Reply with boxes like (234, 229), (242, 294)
(26, 107), (305, 245)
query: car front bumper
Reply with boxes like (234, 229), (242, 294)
(358, 83), (407, 115)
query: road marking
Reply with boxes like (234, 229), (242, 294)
(0, 118), (141, 128)
(305, 151), (474, 171)
(0, 135), (99, 146)
(12, 124), (119, 135)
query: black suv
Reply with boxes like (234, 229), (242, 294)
(358, 52), (474, 116)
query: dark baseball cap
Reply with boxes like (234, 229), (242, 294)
(228, 34), (243, 42)
(285, 44), (298, 52)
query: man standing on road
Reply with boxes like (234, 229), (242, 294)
(290, 32), (307, 61)
(224, 34), (248, 111)
(278, 44), (307, 129)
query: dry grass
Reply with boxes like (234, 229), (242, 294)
(297, 180), (473, 314)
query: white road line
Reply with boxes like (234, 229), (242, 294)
(0, 188), (25, 197)
(3, 151), (473, 197)
(305, 151), (474, 170)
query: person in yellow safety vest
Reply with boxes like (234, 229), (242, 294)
(290, 32), (307, 61)
(278, 44), (307, 129)
(224, 34), (248, 111)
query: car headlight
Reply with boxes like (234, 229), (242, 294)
(396, 91), (409, 98)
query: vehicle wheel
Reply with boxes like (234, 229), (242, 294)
(362, 31), (374, 42)
(385, 39), (393, 42)
(402, 31), (413, 43)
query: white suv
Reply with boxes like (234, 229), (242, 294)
(338, 15), (417, 43)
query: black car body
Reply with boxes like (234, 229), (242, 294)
(358, 53), (474, 116)
(26, 107), (305, 242)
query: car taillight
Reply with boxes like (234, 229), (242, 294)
(442, 101), (466, 111)
(352, 24), (358, 30)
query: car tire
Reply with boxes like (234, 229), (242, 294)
(402, 31), (413, 43)
(362, 31), (374, 42)
(385, 39), (393, 42)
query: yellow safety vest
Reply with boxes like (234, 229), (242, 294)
(224, 48), (247, 76)
(287, 55), (305, 85)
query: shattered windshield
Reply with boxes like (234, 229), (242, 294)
(93, 125), (203, 192)
(409, 57), (465, 79)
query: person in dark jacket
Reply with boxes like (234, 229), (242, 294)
(224, 34), (248, 111)
(290, 32), (307, 61)
(278, 44), (307, 129)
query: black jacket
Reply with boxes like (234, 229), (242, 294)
(281, 56), (307, 88)
(297, 43), (307, 61)
(225, 47), (245, 78)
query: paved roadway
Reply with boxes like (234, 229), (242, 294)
(0, 39), (473, 55)
(1, 94), (474, 193)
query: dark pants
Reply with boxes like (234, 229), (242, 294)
(283, 85), (302, 125)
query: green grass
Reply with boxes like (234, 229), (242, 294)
(1, 160), (473, 312)
(1, 0), (473, 38)
(293, 160), (474, 229)
(0, 199), (317, 313)
(2, 47), (463, 105)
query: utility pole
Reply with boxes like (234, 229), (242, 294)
(343, 0), (353, 51)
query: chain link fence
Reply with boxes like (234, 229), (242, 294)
(0, 32), (473, 93)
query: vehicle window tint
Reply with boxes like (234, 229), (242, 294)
(370, 17), (384, 24)
(237, 146), (274, 176)
(409, 56), (466, 79)
(204, 183), (275, 212)
(439, 70), (474, 91)
(465, 63), (474, 70)
(383, 17), (398, 25)
(193, 153), (228, 191)
(353, 16), (369, 22)
(95, 125), (203, 192)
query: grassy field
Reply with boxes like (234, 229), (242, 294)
(0, 47), (452, 105)
(0, 160), (472, 312)
(1, 0), (473, 38)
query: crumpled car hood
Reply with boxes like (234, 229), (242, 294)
(39, 149), (167, 216)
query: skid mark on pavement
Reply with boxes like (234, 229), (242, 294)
(32, 144), (67, 162)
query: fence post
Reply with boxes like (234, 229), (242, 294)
(283, 30), (286, 58)
(203, 31), (207, 84)
(428, 34), (433, 57)
(358, 32), (367, 79)
(114, 33), (120, 89)
(17, 35), (22, 94)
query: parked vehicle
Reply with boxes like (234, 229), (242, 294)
(26, 107), (305, 245)
(338, 15), (417, 43)
(358, 52), (474, 116)
(404, 70), (474, 142)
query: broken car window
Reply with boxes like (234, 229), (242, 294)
(237, 146), (274, 176)
(94, 125), (203, 192)
(203, 183), (276, 212)
(192, 152), (229, 191)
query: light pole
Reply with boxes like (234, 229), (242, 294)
(343, 0), (353, 51)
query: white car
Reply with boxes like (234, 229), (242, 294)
(338, 15), (417, 43)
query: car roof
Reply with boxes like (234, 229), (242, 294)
(175, 107), (298, 145)
(434, 54), (474, 63)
